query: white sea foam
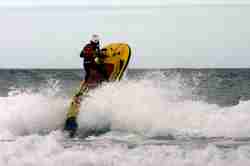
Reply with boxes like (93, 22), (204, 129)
(0, 73), (250, 139)
(0, 73), (250, 165)
(78, 72), (250, 138)
(0, 131), (250, 166)
(0, 82), (68, 136)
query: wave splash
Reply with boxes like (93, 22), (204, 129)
(0, 72), (250, 139)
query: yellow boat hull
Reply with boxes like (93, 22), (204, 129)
(64, 43), (131, 137)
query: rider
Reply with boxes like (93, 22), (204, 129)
(80, 34), (108, 83)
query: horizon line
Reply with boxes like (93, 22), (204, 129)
(1, 67), (250, 70)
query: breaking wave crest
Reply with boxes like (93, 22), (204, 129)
(0, 72), (250, 139)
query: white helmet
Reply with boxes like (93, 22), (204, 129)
(90, 34), (100, 44)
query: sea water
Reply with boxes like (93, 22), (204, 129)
(1, 69), (250, 165)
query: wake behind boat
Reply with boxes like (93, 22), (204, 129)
(64, 43), (132, 137)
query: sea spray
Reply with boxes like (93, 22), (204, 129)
(78, 72), (250, 138)
(0, 79), (68, 137)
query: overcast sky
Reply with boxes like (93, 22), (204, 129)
(0, 0), (250, 68)
(1, 0), (250, 6)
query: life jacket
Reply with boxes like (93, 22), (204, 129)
(83, 44), (95, 59)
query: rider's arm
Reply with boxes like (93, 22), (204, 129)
(80, 49), (84, 58)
